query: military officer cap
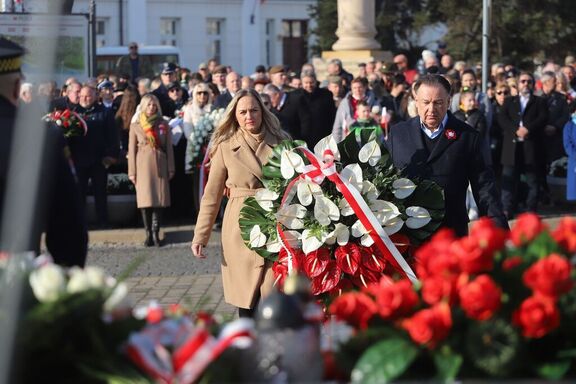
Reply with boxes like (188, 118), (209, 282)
(97, 79), (114, 90)
(0, 36), (25, 74)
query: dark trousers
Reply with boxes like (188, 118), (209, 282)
(501, 165), (538, 217)
(76, 163), (108, 225)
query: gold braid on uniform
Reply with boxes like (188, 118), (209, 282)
(0, 57), (22, 74)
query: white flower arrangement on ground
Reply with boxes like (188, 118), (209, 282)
(187, 108), (225, 165)
(239, 131), (445, 301)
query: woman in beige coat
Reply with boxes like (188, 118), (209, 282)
(191, 89), (290, 317)
(128, 94), (175, 246)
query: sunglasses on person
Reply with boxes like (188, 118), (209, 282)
(519, 79), (533, 84)
(169, 88), (181, 93)
(496, 90), (509, 95)
(129, 45), (137, 49)
(196, 91), (208, 95)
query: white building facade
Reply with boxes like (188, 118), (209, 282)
(72, 0), (316, 75)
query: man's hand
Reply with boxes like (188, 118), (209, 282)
(129, 175), (136, 185)
(102, 156), (117, 168)
(516, 125), (529, 139)
(191, 243), (206, 259)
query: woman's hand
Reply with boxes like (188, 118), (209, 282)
(191, 243), (206, 259)
(129, 175), (136, 185)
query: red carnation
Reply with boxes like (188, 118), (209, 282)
(401, 303), (452, 349)
(303, 247), (330, 278)
(415, 228), (458, 279)
(334, 243), (361, 275)
(510, 213), (546, 246)
(469, 217), (507, 256)
(421, 275), (462, 306)
(452, 236), (494, 274)
(552, 216), (576, 253)
(364, 277), (419, 320)
(329, 291), (377, 329)
(523, 253), (573, 299)
(513, 295), (560, 338)
(459, 275), (502, 321)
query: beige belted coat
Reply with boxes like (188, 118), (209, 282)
(192, 128), (281, 309)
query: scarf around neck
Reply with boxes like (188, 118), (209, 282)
(140, 112), (160, 148)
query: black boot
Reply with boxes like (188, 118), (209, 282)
(152, 208), (162, 247)
(141, 208), (153, 247)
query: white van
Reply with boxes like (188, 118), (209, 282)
(96, 45), (181, 78)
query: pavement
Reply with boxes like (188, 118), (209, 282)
(85, 207), (575, 318)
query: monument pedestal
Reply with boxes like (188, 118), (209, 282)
(314, 50), (393, 82)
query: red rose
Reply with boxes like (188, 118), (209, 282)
(334, 243), (361, 275)
(452, 236), (494, 274)
(523, 253), (573, 299)
(510, 213), (546, 246)
(401, 303), (452, 349)
(459, 275), (502, 321)
(513, 295), (560, 338)
(329, 291), (377, 329)
(370, 278), (419, 320)
(552, 217), (576, 253)
(502, 256), (523, 271)
(416, 229), (458, 278)
(469, 217), (507, 256)
(421, 275), (462, 305)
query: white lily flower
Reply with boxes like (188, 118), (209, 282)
(362, 181), (379, 202)
(358, 140), (381, 166)
(371, 200), (401, 224)
(297, 180), (322, 206)
(392, 178), (417, 199)
(383, 216), (405, 235)
(340, 164), (363, 192)
(254, 189), (279, 211)
(351, 220), (374, 247)
(405, 206), (432, 229)
(339, 198), (354, 216)
(314, 195), (340, 225)
(280, 149), (305, 179)
(301, 229), (328, 254)
(249, 225), (267, 248)
(314, 135), (340, 162)
(277, 204), (307, 229)
(29, 264), (66, 303)
(325, 223), (350, 245)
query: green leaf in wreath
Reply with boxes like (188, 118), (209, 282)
(351, 337), (419, 384)
(536, 359), (571, 380)
(432, 346), (463, 382)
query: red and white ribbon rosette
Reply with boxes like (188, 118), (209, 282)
(276, 138), (418, 283)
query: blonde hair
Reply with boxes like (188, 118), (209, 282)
(137, 93), (163, 119)
(191, 82), (213, 106)
(209, 88), (290, 156)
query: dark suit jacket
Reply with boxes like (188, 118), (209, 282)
(497, 93), (548, 166)
(386, 113), (508, 236)
(272, 91), (311, 141)
(49, 96), (79, 112)
(214, 90), (233, 109)
(300, 87), (336, 148)
(0, 96), (87, 266)
(543, 91), (569, 162)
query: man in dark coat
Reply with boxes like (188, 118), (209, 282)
(214, 71), (241, 109)
(299, 71), (336, 148)
(152, 62), (188, 117)
(386, 74), (508, 237)
(497, 71), (548, 218)
(49, 80), (81, 112)
(0, 37), (87, 266)
(263, 83), (311, 141)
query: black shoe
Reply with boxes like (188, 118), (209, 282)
(153, 231), (161, 247)
(144, 232), (154, 247)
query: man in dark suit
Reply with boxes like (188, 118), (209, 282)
(0, 37), (87, 266)
(386, 74), (507, 236)
(214, 71), (241, 109)
(300, 71), (336, 148)
(497, 71), (548, 218)
(49, 80), (81, 112)
(152, 62), (188, 117)
(263, 83), (311, 141)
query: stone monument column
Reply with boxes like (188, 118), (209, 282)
(315, 0), (391, 82)
(332, 0), (381, 51)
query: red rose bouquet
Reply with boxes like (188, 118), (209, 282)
(329, 214), (576, 381)
(43, 108), (88, 138)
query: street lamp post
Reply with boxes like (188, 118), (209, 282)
(481, 0), (491, 93)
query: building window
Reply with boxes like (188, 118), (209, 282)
(265, 19), (275, 67)
(160, 18), (180, 46)
(96, 18), (108, 47)
(206, 18), (224, 63)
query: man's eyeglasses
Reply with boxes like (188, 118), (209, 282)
(519, 79), (533, 84)
(196, 91), (208, 95)
(129, 46), (137, 50)
(169, 88), (180, 93)
(496, 90), (509, 95)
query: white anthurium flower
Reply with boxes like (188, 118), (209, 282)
(265, 238), (282, 253)
(255, 189), (279, 211)
(277, 204), (307, 229)
(314, 135), (340, 162)
(314, 195), (340, 225)
(371, 200), (401, 224)
(351, 220), (375, 247)
(301, 228), (328, 254)
(405, 206), (432, 229)
(383, 216), (405, 235)
(362, 181), (379, 202)
(325, 223), (350, 245)
(339, 198), (354, 216)
(104, 282), (130, 313)
(282, 230), (302, 249)
(280, 149), (305, 179)
(29, 264), (66, 303)
(392, 178), (417, 199)
(340, 164), (363, 192)
(297, 180), (322, 206)
(249, 225), (267, 248)
(358, 140), (381, 166)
